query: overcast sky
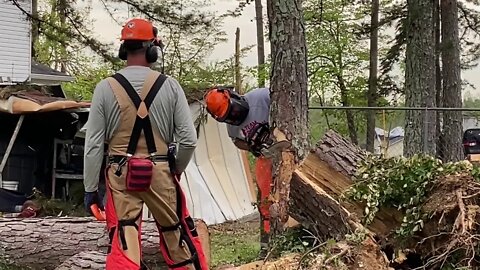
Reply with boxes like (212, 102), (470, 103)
(87, 0), (480, 98)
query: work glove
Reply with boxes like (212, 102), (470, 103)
(84, 191), (104, 215)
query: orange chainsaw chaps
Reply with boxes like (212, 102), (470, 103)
(104, 170), (142, 270)
(255, 156), (273, 233)
(172, 174), (209, 270)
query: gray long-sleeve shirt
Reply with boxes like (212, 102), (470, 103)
(83, 66), (197, 192)
(227, 87), (270, 141)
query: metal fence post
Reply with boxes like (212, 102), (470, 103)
(423, 108), (429, 153)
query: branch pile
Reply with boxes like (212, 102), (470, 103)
(284, 129), (480, 269)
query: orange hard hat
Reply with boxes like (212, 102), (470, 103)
(204, 89), (231, 120)
(121, 18), (155, 41)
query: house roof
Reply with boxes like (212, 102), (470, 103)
(30, 61), (74, 83)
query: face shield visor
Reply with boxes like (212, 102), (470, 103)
(216, 90), (250, 126)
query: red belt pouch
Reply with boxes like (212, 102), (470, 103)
(126, 157), (153, 191)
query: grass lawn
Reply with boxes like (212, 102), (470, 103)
(209, 217), (261, 269)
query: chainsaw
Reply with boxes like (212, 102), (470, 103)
(90, 204), (106, 221)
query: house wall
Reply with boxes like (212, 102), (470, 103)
(0, 0), (31, 84)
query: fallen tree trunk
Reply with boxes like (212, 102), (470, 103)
(289, 130), (403, 240)
(0, 217), (210, 270)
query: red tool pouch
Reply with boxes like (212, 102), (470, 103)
(126, 158), (154, 191)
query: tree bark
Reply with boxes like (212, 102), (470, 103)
(434, 0), (444, 161)
(255, 0), (266, 88)
(441, 0), (463, 162)
(404, 0), (437, 157)
(235, 27), (242, 94)
(58, 0), (67, 73)
(337, 73), (358, 145)
(266, 0), (310, 236)
(54, 251), (109, 270)
(289, 130), (403, 240)
(31, 0), (39, 58)
(0, 217), (210, 270)
(366, 0), (379, 153)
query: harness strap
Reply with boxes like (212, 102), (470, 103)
(111, 73), (168, 156)
(116, 211), (143, 251)
(160, 221), (182, 232)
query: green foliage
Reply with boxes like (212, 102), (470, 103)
(345, 154), (480, 239)
(178, 45), (256, 91)
(62, 65), (114, 101)
(0, 258), (28, 270)
(304, 0), (398, 145)
(269, 227), (315, 258)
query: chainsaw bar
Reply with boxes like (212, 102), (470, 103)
(260, 140), (292, 158)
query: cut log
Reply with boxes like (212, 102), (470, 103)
(55, 251), (107, 270)
(289, 130), (403, 240)
(0, 217), (210, 270)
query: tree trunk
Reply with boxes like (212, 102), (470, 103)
(434, 0), (444, 161)
(404, 0), (437, 157)
(58, 0), (67, 73)
(441, 0), (463, 162)
(54, 251), (109, 270)
(337, 74), (358, 146)
(255, 0), (266, 88)
(366, 0), (379, 153)
(289, 130), (402, 240)
(266, 0), (310, 236)
(235, 27), (242, 94)
(0, 217), (210, 270)
(31, 0), (39, 58)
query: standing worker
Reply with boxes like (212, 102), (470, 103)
(203, 86), (290, 256)
(83, 18), (208, 270)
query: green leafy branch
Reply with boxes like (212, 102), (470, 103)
(344, 154), (480, 239)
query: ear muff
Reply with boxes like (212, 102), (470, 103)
(145, 26), (159, 63)
(118, 43), (127, 60)
(145, 43), (158, 63)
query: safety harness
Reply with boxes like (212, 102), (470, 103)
(110, 73), (169, 176)
(106, 72), (206, 270)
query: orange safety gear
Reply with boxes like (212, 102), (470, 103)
(204, 87), (249, 126)
(121, 18), (156, 41)
(204, 88), (230, 120)
(255, 156), (272, 234)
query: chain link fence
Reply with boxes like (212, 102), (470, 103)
(308, 106), (480, 161)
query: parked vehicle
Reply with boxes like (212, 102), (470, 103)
(463, 128), (480, 155)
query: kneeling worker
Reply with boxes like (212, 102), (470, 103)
(83, 18), (208, 270)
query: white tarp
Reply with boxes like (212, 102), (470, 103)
(178, 111), (256, 224)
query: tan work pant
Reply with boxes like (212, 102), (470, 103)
(107, 161), (194, 269)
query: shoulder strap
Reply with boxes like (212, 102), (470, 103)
(111, 71), (168, 155)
